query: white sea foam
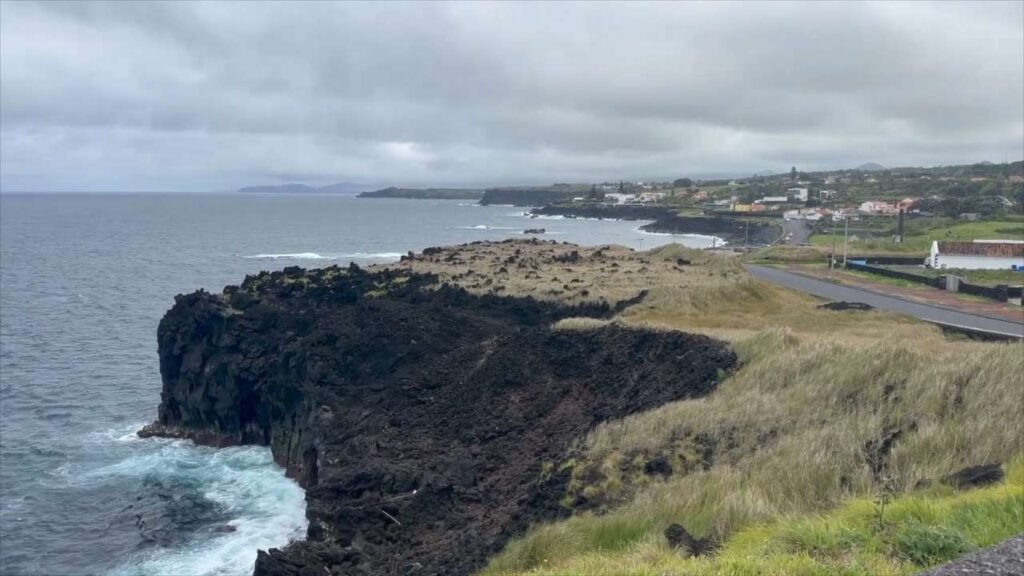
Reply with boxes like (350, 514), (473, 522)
(636, 228), (728, 246)
(455, 225), (522, 231)
(243, 252), (330, 260)
(338, 252), (403, 260)
(89, 422), (149, 444)
(106, 443), (307, 576)
(242, 252), (402, 261)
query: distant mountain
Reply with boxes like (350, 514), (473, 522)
(237, 182), (373, 194)
(855, 162), (887, 172)
(358, 187), (484, 200)
(238, 183), (317, 194)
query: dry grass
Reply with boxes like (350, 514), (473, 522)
(483, 456), (1024, 576)
(747, 244), (828, 264)
(372, 240), (1022, 576)
(381, 240), (742, 308)
(484, 331), (1024, 574)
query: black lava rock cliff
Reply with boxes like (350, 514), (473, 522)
(140, 264), (736, 575)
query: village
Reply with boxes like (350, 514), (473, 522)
(530, 161), (1024, 312)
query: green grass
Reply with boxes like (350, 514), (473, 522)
(482, 456), (1024, 575)
(837, 268), (933, 290)
(810, 219), (1024, 254)
(746, 245), (827, 264)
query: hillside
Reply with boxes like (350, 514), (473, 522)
(480, 185), (589, 206)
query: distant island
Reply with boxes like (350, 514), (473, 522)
(238, 183), (319, 194)
(357, 187), (483, 200)
(237, 182), (372, 194)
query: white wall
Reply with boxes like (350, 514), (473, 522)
(934, 254), (1024, 270)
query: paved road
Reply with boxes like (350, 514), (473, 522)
(780, 219), (813, 245)
(919, 534), (1024, 576)
(746, 265), (1024, 338)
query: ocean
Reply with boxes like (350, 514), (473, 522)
(0, 193), (719, 576)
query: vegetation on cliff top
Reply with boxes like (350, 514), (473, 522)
(380, 240), (1024, 576)
(483, 456), (1024, 575)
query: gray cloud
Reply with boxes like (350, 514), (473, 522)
(1, 0), (1021, 191)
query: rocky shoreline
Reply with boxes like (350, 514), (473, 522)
(139, 243), (736, 575)
(529, 204), (781, 245)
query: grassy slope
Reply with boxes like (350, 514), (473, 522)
(472, 244), (1024, 576)
(483, 457), (1024, 575)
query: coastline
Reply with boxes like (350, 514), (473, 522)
(137, 240), (738, 575)
(527, 203), (780, 245)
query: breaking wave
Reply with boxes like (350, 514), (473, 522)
(242, 252), (403, 261)
(103, 439), (307, 576)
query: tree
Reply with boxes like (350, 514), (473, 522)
(673, 178), (693, 189)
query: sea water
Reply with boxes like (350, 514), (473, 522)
(0, 193), (719, 575)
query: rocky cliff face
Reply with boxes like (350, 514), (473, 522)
(140, 263), (736, 575)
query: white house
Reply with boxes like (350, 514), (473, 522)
(859, 200), (898, 215)
(604, 193), (636, 205)
(637, 192), (666, 203)
(928, 240), (1024, 270)
(784, 208), (831, 221)
(787, 187), (809, 201)
(756, 196), (789, 204)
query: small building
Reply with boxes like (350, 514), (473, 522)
(638, 191), (666, 203)
(859, 200), (898, 215)
(756, 196), (789, 204)
(784, 208), (831, 221)
(928, 240), (1024, 270)
(898, 197), (920, 211)
(786, 187), (809, 202)
(604, 193), (636, 205)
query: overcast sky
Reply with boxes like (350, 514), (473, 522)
(1, 1), (1022, 192)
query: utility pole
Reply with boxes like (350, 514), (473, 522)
(843, 215), (849, 265)
(830, 218), (838, 277)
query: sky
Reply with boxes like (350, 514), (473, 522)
(1, 1), (1022, 192)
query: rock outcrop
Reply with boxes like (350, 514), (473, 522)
(140, 262), (736, 575)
